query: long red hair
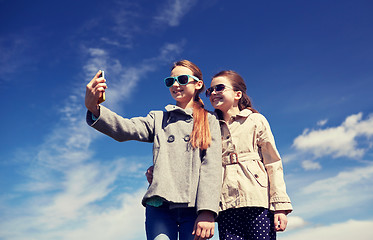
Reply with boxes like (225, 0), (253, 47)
(172, 60), (211, 150)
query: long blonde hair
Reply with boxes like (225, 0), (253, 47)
(172, 60), (211, 150)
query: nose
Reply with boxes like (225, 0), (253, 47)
(172, 80), (180, 87)
(210, 89), (218, 96)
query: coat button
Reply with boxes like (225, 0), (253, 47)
(167, 135), (175, 143)
(254, 174), (259, 178)
(184, 135), (190, 142)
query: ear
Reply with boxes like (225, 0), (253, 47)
(195, 81), (204, 90)
(234, 91), (242, 101)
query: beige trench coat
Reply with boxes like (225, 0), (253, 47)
(219, 109), (292, 213)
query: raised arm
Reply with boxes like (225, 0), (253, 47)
(85, 70), (107, 117)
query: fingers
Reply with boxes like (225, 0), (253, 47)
(274, 216), (279, 231)
(87, 70), (105, 87)
(201, 228), (211, 239)
(192, 222), (196, 238)
(192, 221), (202, 240)
(279, 216), (288, 231)
(193, 230), (212, 240)
(274, 213), (288, 232)
(192, 213), (215, 240)
(88, 71), (107, 91)
(85, 70), (107, 115)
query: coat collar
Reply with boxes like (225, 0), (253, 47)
(218, 108), (253, 123)
(236, 108), (253, 117)
(165, 104), (194, 116)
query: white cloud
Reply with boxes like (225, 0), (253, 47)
(279, 219), (373, 240)
(0, 40), (182, 240)
(302, 164), (373, 195)
(301, 160), (321, 171)
(39, 162), (122, 228)
(0, 186), (147, 240)
(63, 190), (146, 240)
(281, 153), (298, 163)
(0, 30), (40, 84)
(1, 2), (193, 239)
(293, 112), (373, 159)
(109, 3), (143, 48)
(316, 119), (328, 126)
(286, 216), (308, 231)
(82, 42), (184, 111)
(291, 164), (373, 218)
(154, 0), (198, 27)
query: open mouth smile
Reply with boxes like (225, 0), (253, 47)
(211, 96), (223, 103)
(172, 89), (184, 94)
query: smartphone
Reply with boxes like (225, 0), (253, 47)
(98, 70), (106, 104)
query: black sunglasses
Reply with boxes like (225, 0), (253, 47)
(164, 75), (200, 88)
(205, 84), (233, 97)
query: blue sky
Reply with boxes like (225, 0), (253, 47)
(1, 0), (373, 239)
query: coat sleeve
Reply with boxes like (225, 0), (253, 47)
(196, 113), (222, 217)
(257, 114), (293, 214)
(86, 105), (156, 143)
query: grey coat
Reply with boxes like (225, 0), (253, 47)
(86, 105), (222, 215)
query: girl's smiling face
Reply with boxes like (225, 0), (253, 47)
(169, 66), (202, 109)
(209, 76), (238, 113)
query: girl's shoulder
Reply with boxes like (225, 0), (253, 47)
(249, 112), (266, 119)
(206, 110), (220, 121)
(247, 112), (271, 126)
(148, 109), (166, 116)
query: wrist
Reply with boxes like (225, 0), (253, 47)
(274, 210), (288, 215)
(91, 105), (100, 118)
(198, 210), (215, 220)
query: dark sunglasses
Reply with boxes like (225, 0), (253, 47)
(205, 84), (233, 97)
(164, 75), (200, 88)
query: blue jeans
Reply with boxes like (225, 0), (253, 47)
(145, 205), (198, 240)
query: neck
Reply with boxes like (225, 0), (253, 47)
(223, 106), (240, 122)
(176, 99), (195, 109)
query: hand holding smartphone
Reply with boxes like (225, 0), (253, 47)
(98, 70), (106, 104)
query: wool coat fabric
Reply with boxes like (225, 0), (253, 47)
(86, 105), (222, 216)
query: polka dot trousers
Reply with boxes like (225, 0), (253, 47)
(217, 207), (276, 240)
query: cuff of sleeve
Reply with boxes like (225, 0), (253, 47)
(197, 208), (219, 219)
(269, 202), (293, 214)
(92, 114), (98, 121)
(86, 110), (100, 126)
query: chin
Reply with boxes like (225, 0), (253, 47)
(211, 102), (222, 108)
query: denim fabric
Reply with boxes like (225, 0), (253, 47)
(145, 205), (197, 240)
